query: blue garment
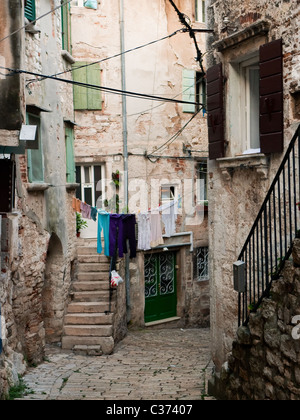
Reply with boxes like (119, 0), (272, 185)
(97, 210), (110, 257)
(91, 207), (98, 222)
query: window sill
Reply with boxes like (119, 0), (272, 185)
(26, 183), (50, 192)
(61, 50), (76, 65)
(217, 153), (270, 180)
(66, 183), (80, 191)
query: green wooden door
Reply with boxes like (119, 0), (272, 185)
(144, 252), (177, 323)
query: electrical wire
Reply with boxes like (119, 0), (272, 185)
(147, 107), (203, 159)
(0, 0), (73, 44)
(1, 66), (202, 107)
(26, 28), (185, 86)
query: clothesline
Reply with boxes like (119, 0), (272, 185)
(72, 197), (178, 259)
(72, 198), (98, 221)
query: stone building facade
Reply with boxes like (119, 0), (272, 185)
(70, 0), (210, 329)
(0, 0), (77, 398)
(206, 0), (300, 373)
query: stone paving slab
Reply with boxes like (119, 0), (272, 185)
(18, 328), (214, 401)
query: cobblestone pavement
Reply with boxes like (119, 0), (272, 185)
(19, 328), (214, 400)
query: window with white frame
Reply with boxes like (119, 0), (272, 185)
(229, 55), (260, 155)
(161, 185), (177, 204)
(76, 164), (105, 208)
(197, 161), (208, 204)
(195, 0), (206, 23)
(241, 58), (260, 152)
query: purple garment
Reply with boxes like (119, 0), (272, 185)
(109, 214), (124, 258)
(122, 214), (137, 259)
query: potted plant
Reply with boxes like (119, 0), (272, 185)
(76, 212), (88, 237)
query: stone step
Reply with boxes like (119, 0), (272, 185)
(78, 272), (110, 281)
(62, 336), (114, 355)
(78, 254), (111, 264)
(78, 263), (111, 272)
(73, 290), (111, 302)
(72, 281), (109, 292)
(63, 324), (113, 337)
(67, 302), (109, 313)
(64, 313), (113, 325)
(77, 246), (100, 256)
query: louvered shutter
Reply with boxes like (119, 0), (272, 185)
(207, 63), (225, 159)
(182, 69), (196, 113)
(87, 63), (102, 110)
(259, 39), (283, 154)
(25, 0), (36, 22)
(72, 63), (102, 110)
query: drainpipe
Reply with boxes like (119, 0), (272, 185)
(119, 0), (131, 322)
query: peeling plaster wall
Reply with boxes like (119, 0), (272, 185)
(207, 0), (300, 371)
(71, 0), (210, 327)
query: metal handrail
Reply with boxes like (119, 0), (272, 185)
(236, 125), (300, 326)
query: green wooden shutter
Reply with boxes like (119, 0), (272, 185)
(65, 126), (76, 183)
(182, 69), (196, 113)
(25, 0), (36, 22)
(61, 1), (71, 52)
(72, 62), (88, 110)
(87, 63), (102, 110)
(72, 62), (102, 110)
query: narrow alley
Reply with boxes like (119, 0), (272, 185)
(17, 328), (213, 401)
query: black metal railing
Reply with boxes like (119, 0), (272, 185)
(237, 125), (300, 326)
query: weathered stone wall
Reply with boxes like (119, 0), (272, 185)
(210, 239), (300, 400)
(71, 0), (210, 328)
(207, 0), (300, 370)
(0, 0), (76, 398)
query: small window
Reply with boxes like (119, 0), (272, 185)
(65, 126), (76, 183)
(195, 247), (209, 282)
(197, 161), (208, 203)
(161, 185), (176, 204)
(76, 164), (105, 208)
(183, 70), (206, 113)
(25, 0), (36, 22)
(195, 0), (206, 23)
(27, 114), (44, 183)
(241, 59), (260, 152)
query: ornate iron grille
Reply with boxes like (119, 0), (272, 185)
(196, 247), (209, 282)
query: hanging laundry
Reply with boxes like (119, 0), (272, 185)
(161, 201), (177, 237)
(109, 214), (124, 258)
(150, 213), (164, 248)
(137, 213), (151, 251)
(91, 207), (98, 222)
(122, 214), (137, 259)
(97, 210), (110, 257)
(75, 198), (81, 213)
(81, 201), (91, 219)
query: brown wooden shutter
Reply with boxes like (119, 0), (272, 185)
(259, 39), (283, 154)
(207, 63), (225, 159)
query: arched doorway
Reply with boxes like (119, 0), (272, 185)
(42, 234), (65, 344)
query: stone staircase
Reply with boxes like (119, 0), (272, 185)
(62, 240), (115, 356)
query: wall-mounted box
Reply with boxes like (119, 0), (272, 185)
(233, 261), (246, 293)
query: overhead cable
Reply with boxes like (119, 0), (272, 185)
(1, 66), (202, 107)
(33, 28), (185, 84)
